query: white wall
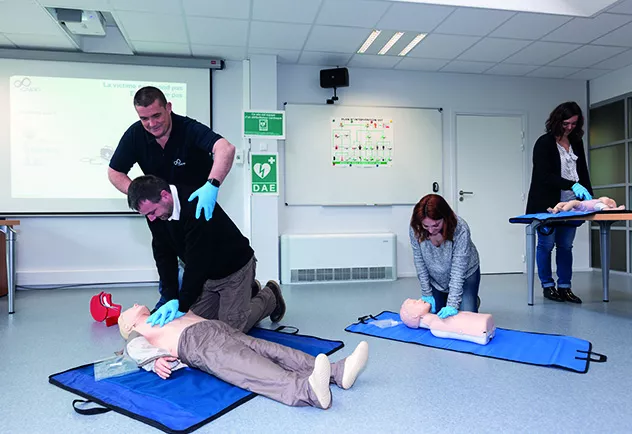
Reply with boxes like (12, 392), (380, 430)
(590, 62), (632, 104)
(277, 65), (589, 276)
(13, 61), (245, 286)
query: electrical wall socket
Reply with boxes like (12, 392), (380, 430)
(234, 149), (245, 165)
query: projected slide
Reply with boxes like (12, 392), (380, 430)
(9, 76), (187, 199)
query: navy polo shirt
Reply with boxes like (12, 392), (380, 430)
(109, 113), (223, 187)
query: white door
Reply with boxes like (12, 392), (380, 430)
(456, 114), (525, 274)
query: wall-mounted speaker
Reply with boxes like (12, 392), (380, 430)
(320, 67), (349, 89)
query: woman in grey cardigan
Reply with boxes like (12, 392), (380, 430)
(409, 194), (481, 319)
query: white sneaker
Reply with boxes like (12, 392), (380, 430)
(308, 353), (332, 409)
(342, 341), (369, 390)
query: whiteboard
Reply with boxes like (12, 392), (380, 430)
(284, 103), (443, 206)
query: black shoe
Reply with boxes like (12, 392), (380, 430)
(543, 287), (565, 302)
(560, 288), (582, 304)
(266, 280), (286, 323)
(251, 279), (261, 298)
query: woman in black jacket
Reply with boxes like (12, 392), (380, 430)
(526, 102), (593, 304)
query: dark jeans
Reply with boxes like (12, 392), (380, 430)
(536, 225), (576, 289)
(431, 266), (481, 312)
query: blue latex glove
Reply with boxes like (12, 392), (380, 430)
(421, 295), (436, 314)
(571, 183), (592, 201)
(146, 299), (185, 327)
(437, 306), (459, 319)
(188, 182), (219, 220)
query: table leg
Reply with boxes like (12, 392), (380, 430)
(525, 222), (538, 306)
(6, 227), (15, 314)
(599, 221), (613, 302)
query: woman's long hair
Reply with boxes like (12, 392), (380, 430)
(410, 194), (457, 243)
(545, 101), (584, 141)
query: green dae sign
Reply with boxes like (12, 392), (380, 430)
(251, 153), (278, 195)
(243, 111), (285, 139)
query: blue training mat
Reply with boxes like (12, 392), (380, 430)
(346, 311), (606, 374)
(49, 327), (344, 434)
(509, 210), (596, 224)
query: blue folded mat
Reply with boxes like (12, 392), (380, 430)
(346, 311), (606, 374)
(49, 327), (344, 434)
(509, 210), (596, 224)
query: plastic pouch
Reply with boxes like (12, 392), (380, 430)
(370, 319), (401, 329)
(93, 354), (140, 381)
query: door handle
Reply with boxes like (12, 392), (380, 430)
(459, 190), (474, 196)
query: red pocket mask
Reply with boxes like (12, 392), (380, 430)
(90, 291), (122, 327)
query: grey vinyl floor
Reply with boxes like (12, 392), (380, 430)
(2, 272), (632, 434)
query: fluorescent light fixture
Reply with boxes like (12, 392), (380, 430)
(378, 32), (404, 55)
(398, 33), (426, 56)
(381, 0), (618, 17)
(357, 30), (381, 54)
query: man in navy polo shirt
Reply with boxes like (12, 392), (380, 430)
(108, 86), (261, 311)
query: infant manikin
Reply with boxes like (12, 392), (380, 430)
(399, 298), (496, 345)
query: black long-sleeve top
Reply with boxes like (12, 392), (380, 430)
(147, 185), (254, 311)
(526, 132), (593, 214)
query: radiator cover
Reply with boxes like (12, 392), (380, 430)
(280, 233), (397, 284)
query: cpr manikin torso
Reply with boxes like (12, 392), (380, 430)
(399, 298), (496, 345)
(120, 305), (206, 357)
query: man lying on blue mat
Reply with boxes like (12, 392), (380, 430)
(118, 304), (369, 410)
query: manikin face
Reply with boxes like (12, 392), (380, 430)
(135, 100), (172, 140)
(422, 217), (444, 236)
(561, 115), (579, 137)
(400, 298), (432, 328)
(118, 304), (150, 339)
(137, 190), (174, 221)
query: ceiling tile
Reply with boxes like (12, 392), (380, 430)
(607, 0), (632, 14)
(394, 57), (448, 71)
(440, 60), (495, 74)
(484, 63), (538, 76)
(109, 0), (180, 13)
(592, 21), (632, 46)
(433, 8), (514, 36)
(542, 13), (632, 44)
(182, 0), (251, 19)
(458, 38), (531, 62)
(304, 25), (370, 53)
(489, 12), (571, 40)
(526, 66), (581, 78)
(298, 51), (353, 66)
(597, 48), (632, 69)
(252, 0), (321, 24)
(132, 41), (191, 56)
(186, 16), (249, 46)
(116, 11), (187, 43)
(248, 47), (301, 63)
(503, 41), (580, 65)
(316, 0), (389, 28)
(5, 32), (76, 50)
(0, 0), (64, 35)
(407, 34), (480, 60)
(566, 68), (611, 80)
(549, 45), (626, 68)
(191, 44), (246, 61)
(347, 54), (401, 69)
(0, 33), (16, 47)
(42, 0), (112, 11)
(376, 2), (454, 32)
(249, 21), (310, 50)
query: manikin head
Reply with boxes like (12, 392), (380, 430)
(118, 304), (151, 340)
(399, 298), (432, 329)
